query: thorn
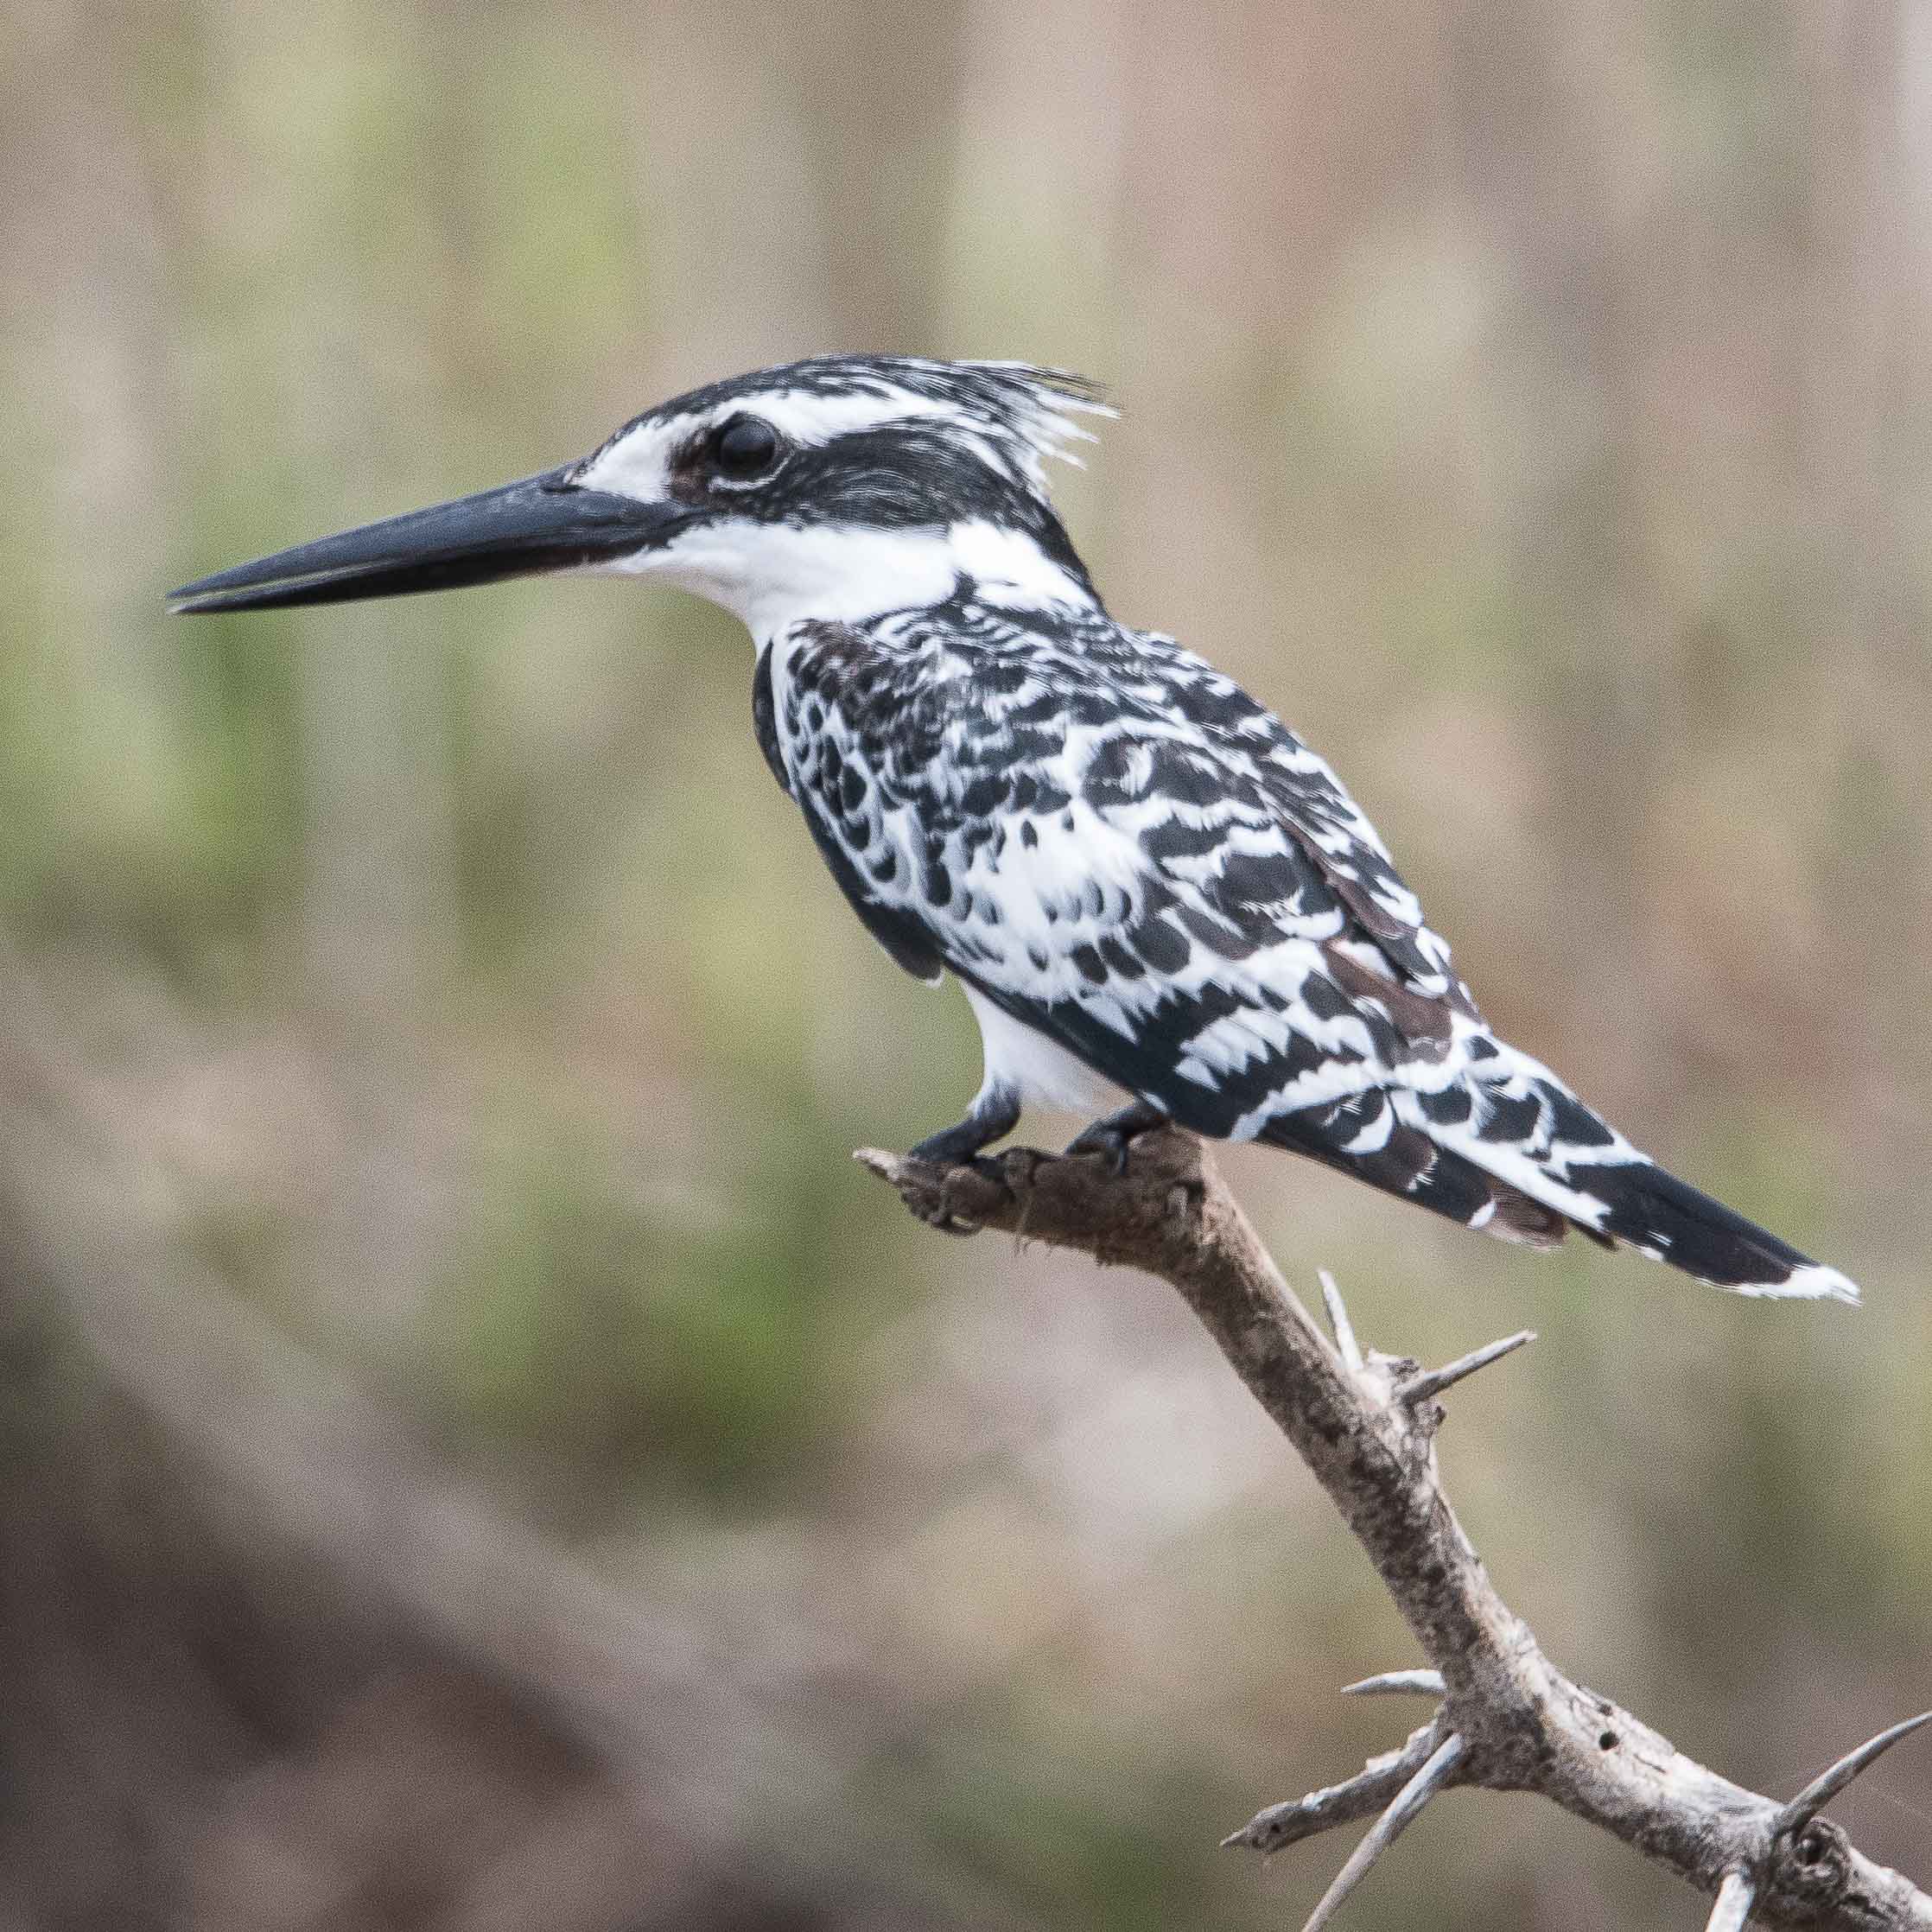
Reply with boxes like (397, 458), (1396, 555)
(1399, 1331), (1535, 1407)
(1341, 1669), (1446, 1700)
(1298, 1732), (1466, 1932)
(1704, 1869), (1755, 1932)
(1773, 1710), (1932, 1839)
(1319, 1269), (1363, 1374)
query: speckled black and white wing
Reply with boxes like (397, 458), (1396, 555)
(760, 601), (1856, 1303)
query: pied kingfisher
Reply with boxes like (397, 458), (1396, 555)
(171, 355), (1857, 1303)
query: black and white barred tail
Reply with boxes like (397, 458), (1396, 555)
(1580, 1160), (1856, 1301)
(1255, 1066), (1859, 1304)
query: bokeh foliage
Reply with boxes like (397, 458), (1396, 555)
(1, 2), (1928, 1926)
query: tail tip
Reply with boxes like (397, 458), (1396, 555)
(1736, 1259), (1862, 1307)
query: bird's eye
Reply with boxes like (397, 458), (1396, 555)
(710, 415), (783, 483)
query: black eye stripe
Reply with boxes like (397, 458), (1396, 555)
(711, 414), (783, 483)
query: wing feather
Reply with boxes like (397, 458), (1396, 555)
(766, 605), (1471, 1141)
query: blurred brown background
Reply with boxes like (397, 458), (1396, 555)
(2, 2), (1929, 1926)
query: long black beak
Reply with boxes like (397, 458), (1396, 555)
(168, 464), (685, 615)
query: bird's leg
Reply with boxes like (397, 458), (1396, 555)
(1064, 1098), (1172, 1176)
(908, 1080), (1021, 1168)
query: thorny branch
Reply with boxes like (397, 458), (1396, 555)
(855, 1130), (1932, 1931)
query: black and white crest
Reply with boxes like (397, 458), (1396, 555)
(171, 353), (1859, 1305)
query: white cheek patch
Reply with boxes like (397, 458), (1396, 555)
(639, 520), (1096, 637)
(633, 523), (962, 633)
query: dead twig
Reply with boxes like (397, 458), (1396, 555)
(856, 1132), (1932, 1930)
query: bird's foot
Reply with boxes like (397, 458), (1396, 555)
(906, 1084), (1024, 1232)
(1063, 1100), (1173, 1177)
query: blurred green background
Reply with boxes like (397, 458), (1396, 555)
(2, 2), (1929, 1926)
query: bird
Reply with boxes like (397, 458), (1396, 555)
(169, 354), (1857, 1303)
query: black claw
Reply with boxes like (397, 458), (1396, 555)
(907, 1153), (1013, 1236)
(913, 1201), (982, 1236)
(1064, 1100), (1171, 1175)
(1065, 1124), (1133, 1176)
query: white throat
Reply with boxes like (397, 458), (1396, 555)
(601, 518), (1096, 645)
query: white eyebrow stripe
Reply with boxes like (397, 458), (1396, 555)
(575, 391), (957, 501)
(749, 388), (959, 444)
(751, 388), (1042, 486)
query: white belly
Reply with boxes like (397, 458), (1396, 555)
(962, 983), (1131, 1118)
